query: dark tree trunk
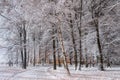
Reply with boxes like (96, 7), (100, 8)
(107, 52), (111, 67)
(20, 32), (24, 68)
(58, 53), (61, 67)
(78, 0), (83, 70)
(69, 52), (72, 65)
(74, 0), (83, 70)
(70, 19), (78, 70)
(53, 40), (56, 70)
(85, 54), (88, 68)
(33, 37), (36, 66)
(91, 0), (104, 71)
(53, 25), (56, 70)
(95, 19), (104, 71)
(92, 17), (104, 70)
(23, 21), (27, 69)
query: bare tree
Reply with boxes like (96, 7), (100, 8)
(52, 25), (57, 70)
(23, 21), (27, 69)
(90, 0), (105, 71)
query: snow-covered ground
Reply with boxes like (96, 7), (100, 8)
(0, 65), (120, 80)
(49, 66), (120, 80)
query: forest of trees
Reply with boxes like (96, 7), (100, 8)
(0, 0), (120, 75)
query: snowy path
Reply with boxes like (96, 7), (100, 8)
(0, 66), (120, 80)
(0, 66), (61, 80)
(12, 66), (59, 80)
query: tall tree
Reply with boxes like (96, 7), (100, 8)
(57, 17), (71, 75)
(69, 18), (78, 70)
(52, 25), (57, 70)
(23, 20), (27, 69)
(32, 32), (36, 66)
(78, 0), (83, 70)
(91, 0), (104, 71)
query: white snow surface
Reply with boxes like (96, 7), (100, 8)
(0, 65), (120, 80)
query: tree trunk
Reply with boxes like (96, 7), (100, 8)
(107, 52), (111, 67)
(20, 32), (24, 68)
(91, 0), (104, 71)
(39, 46), (41, 64)
(33, 37), (36, 66)
(70, 19), (78, 70)
(94, 18), (104, 71)
(85, 54), (88, 68)
(69, 52), (72, 65)
(45, 43), (47, 64)
(74, 0), (83, 70)
(92, 56), (95, 67)
(23, 21), (27, 69)
(57, 39), (61, 67)
(57, 20), (71, 75)
(78, 0), (83, 70)
(52, 25), (56, 70)
(27, 49), (29, 66)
